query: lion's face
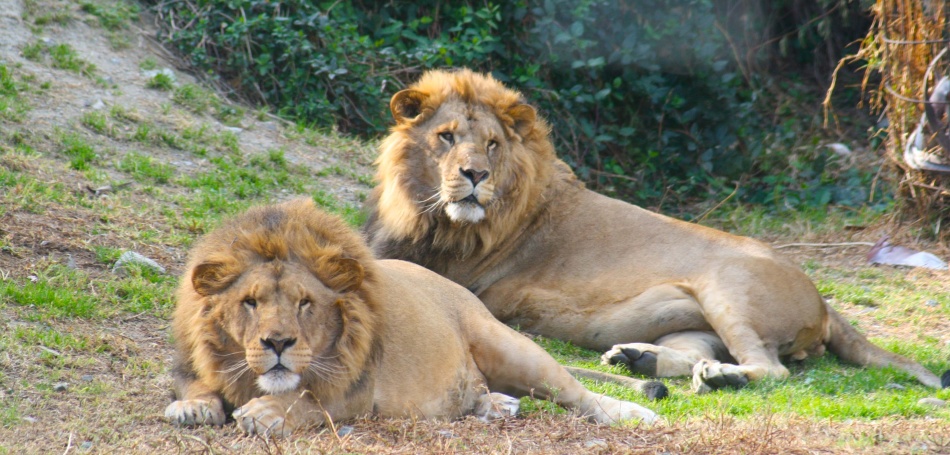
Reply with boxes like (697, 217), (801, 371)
(193, 256), (364, 395)
(412, 99), (509, 223)
(382, 72), (543, 227)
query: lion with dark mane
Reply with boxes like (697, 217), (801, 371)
(364, 69), (950, 392)
(165, 198), (655, 436)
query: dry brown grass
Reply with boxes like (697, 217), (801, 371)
(834, 0), (950, 242)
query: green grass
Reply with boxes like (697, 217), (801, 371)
(0, 65), (30, 122)
(58, 133), (97, 170)
(145, 73), (174, 90)
(49, 44), (96, 76)
(0, 266), (100, 319)
(532, 334), (950, 422)
(80, 0), (140, 31)
(117, 151), (174, 184)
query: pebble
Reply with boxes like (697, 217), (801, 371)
(918, 397), (946, 408)
(53, 382), (68, 392)
(584, 439), (608, 449)
(436, 430), (457, 439)
(80, 441), (93, 451)
(925, 299), (938, 307)
(81, 375), (94, 382)
(23, 416), (37, 423)
(224, 126), (244, 134)
(336, 425), (354, 437)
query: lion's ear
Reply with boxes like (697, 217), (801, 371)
(390, 89), (427, 124)
(316, 257), (365, 294)
(192, 261), (239, 296)
(506, 103), (537, 138)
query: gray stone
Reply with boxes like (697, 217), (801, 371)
(918, 397), (947, 408)
(112, 251), (166, 275)
(53, 382), (68, 392)
(336, 425), (354, 437)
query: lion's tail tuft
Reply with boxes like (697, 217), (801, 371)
(824, 302), (943, 388)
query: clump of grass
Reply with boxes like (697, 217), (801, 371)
(139, 57), (158, 71)
(117, 152), (174, 184)
(80, 111), (113, 136)
(20, 42), (45, 61)
(58, 133), (97, 171)
(22, 42), (97, 78)
(145, 72), (174, 90)
(0, 64), (30, 122)
(172, 84), (213, 114)
(79, 0), (140, 31)
(49, 44), (96, 76)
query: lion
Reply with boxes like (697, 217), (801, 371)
(164, 198), (656, 437)
(363, 68), (950, 393)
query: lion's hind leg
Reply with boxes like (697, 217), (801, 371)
(602, 331), (729, 378)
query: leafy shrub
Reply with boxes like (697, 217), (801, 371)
(149, 0), (877, 209)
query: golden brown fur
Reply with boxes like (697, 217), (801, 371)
(364, 69), (948, 392)
(166, 198), (656, 437)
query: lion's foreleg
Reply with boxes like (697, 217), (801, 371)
(467, 318), (658, 424)
(165, 369), (226, 426)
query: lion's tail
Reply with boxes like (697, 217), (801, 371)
(824, 302), (946, 388)
(564, 367), (669, 400)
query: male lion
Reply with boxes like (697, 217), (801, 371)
(363, 68), (950, 393)
(164, 198), (655, 437)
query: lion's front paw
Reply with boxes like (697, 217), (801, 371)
(585, 395), (658, 425)
(691, 359), (749, 394)
(233, 396), (294, 437)
(474, 392), (520, 422)
(601, 343), (658, 377)
(165, 399), (226, 426)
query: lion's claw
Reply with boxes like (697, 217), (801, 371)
(165, 399), (226, 426)
(233, 397), (293, 437)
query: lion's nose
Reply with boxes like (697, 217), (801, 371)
(460, 168), (489, 185)
(260, 337), (297, 355)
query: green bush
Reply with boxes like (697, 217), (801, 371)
(149, 0), (878, 209)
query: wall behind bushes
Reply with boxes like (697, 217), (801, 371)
(150, 0), (877, 211)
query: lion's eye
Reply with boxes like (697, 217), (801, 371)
(243, 298), (257, 308)
(439, 132), (455, 145)
(299, 298), (311, 309)
(487, 140), (498, 152)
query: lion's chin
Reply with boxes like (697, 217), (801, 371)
(445, 201), (486, 224)
(256, 368), (301, 394)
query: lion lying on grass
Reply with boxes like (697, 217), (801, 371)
(164, 198), (656, 437)
(363, 69), (950, 393)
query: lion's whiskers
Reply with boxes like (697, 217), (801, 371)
(219, 360), (251, 389)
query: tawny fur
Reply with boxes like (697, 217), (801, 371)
(364, 69), (948, 391)
(166, 198), (657, 436)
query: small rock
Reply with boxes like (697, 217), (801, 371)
(925, 299), (938, 307)
(81, 375), (94, 382)
(918, 397), (947, 409)
(80, 441), (93, 451)
(884, 383), (906, 391)
(436, 430), (457, 439)
(112, 251), (166, 275)
(23, 416), (37, 423)
(41, 37), (53, 44)
(336, 425), (354, 437)
(53, 382), (68, 392)
(584, 439), (608, 449)
(224, 126), (243, 134)
(84, 99), (106, 110)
